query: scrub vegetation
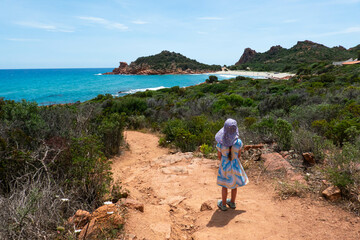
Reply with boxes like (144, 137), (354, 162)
(1, 49), (359, 238)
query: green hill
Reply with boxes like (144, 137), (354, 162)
(132, 50), (221, 71)
(232, 40), (359, 72)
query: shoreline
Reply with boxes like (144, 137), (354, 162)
(211, 70), (296, 79)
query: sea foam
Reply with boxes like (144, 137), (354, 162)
(112, 86), (167, 96)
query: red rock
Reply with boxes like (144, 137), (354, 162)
(261, 153), (293, 171)
(78, 218), (96, 240)
(103, 61), (215, 75)
(117, 198), (144, 212)
(74, 204), (124, 239)
(322, 186), (341, 201)
(200, 201), (214, 211)
(303, 152), (315, 165)
(236, 48), (257, 65)
(68, 210), (91, 228)
(280, 151), (289, 158)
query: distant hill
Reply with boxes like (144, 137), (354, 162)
(104, 50), (222, 75)
(233, 40), (360, 72)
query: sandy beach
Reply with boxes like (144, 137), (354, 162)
(213, 70), (296, 79)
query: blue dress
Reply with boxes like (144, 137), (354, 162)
(216, 138), (249, 189)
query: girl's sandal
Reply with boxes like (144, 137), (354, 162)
(217, 200), (228, 211)
(226, 199), (236, 209)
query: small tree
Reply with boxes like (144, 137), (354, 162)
(357, 50), (360, 60)
(206, 75), (218, 83)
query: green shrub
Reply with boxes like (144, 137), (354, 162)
(110, 97), (147, 115)
(206, 75), (219, 83)
(68, 136), (112, 204)
(244, 117), (257, 128)
(98, 113), (125, 157)
(200, 143), (214, 158)
(274, 118), (293, 150)
(326, 141), (360, 199)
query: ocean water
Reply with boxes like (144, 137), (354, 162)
(0, 68), (255, 105)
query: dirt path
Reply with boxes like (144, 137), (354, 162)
(111, 131), (360, 240)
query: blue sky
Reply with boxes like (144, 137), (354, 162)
(1, 0), (359, 69)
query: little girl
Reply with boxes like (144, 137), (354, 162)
(215, 118), (249, 211)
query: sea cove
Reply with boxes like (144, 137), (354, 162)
(0, 68), (266, 105)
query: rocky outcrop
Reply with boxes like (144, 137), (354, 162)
(268, 45), (283, 54)
(74, 203), (124, 240)
(104, 51), (221, 75)
(104, 62), (211, 75)
(261, 152), (306, 184)
(235, 48), (257, 65)
(291, 40), (326, 51)
(68, 199), (144, 239)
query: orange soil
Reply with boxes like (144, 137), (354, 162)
(111, 131), (360, 240)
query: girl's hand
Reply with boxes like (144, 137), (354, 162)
(217, 151), (221, 160)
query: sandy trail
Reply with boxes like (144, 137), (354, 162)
(111, 131), (359, 240)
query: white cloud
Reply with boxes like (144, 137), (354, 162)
(132, 20), (148, 25)
(16, 21), (74, 32)
(197, 31), (208, 35)
(198, 17), (223, 20)
(6, 38), (41, 42)
(330, 0), (360, 4)
(77, 16), (128, 30)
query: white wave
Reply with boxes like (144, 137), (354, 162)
(218, 74), (235, 78)
(94, 73), (102, 76)
(125, 86), (167, 94)
(113, 86), (167, 96)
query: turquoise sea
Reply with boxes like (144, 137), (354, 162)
(0, 68), (258, 105)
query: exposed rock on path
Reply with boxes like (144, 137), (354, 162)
(111, 131), (359, 240)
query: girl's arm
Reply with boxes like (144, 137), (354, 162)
(217, 151), (221, 160)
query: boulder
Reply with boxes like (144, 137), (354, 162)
(72, 204), (124, 240)
(322, 186), (341, 201)
(261, 153), (293, 171)
(68, 209), (91, 228)
(303, 152), (315, 165)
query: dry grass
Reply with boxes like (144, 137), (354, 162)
(0, 177), (91, 239)
(275, 181), (309, 200)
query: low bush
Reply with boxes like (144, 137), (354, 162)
(326, 141), (360, 208)
(0, 99), (125, 238)
(274, 118), (293, 150)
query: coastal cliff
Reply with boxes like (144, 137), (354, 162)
(104, 50), (222, 75)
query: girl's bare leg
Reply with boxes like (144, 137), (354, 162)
(231, 188), (237, 203)
(222, 187), (227, 205)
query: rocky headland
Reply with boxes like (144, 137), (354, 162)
(103, 50), (222, 75)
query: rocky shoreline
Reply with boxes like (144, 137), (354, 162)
(103, 62), (216, 75)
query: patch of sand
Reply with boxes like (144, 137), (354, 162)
(212, 70), (295, 79)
